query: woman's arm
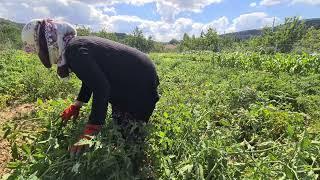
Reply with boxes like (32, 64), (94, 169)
(76, 82), (92, 105)
(68, 47), (110, 125)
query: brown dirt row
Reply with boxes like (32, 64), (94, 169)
(0, 104), (34, 178)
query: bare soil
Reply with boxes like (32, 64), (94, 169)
(0, 104), (34, 178)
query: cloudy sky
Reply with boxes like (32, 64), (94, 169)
(0, 0), (319, 41)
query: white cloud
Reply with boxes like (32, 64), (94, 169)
(75, 0), (223, 22)
(155, 0), (223, 22)
(260, 0), (283, 6)
(259, 0), (320, 7)
(226, 12), (280, 32)
(0, 0), (102, 25)
(32, 6), (50, 16)
(291, 0), (320, 5)
(100, 15), (230, 41)
(102, 15), (201, 41)
(21, 3), (29, 8)
(203, 16), (230, 33)
(104, 12), (277, 41)
(103, 7), (116, 15)
(0, 0), (280, 42)
(75, 0), (155, 6)
(13, 0), (223, 23)
(250, 2), (257, 7)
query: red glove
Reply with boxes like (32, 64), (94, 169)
(69, 124), (103, 157)
(60, 104), (81, 122)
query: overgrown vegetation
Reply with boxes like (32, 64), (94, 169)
(248, 17), (307, 53)
(0, 18), (23, 50)
(0, 50), (78, 109)
(179, 17), (320, 54)
(1, 50), (319, 179)
(1, 16), (320, 179)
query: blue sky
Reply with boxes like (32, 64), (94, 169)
(114, 0), (319, 23)
(0, 0), (319, 41)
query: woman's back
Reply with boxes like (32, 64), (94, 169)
(65, 36), (159, 118)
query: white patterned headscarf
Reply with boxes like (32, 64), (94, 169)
(21, 19), (77, 78)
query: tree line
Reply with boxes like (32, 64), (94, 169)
(178, 17), (320, 54)
(1, 17), (320, 54)
(76, 26), (158, 53)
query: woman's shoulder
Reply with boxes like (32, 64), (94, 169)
(67, 36), (103, 47)
(68, 36), (122, 48)
(66, 36), (148, 58)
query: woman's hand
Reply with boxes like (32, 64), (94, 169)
(69, 124), (103, 157)
(60, 101), (83, 122)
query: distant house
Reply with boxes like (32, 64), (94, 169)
(164, 44), (177, 52)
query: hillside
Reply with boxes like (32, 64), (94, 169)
(223, 18), (320, 40)
(0, 18), (24, 49)
(305, 18), (320, 28)
(0, 18), (24, 29)
(221, 29), (263, 40)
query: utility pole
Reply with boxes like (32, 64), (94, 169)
(272, 17), (276, 32)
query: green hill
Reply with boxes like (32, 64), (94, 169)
(223, 18), (320, 40)
(305, 18), (320, 28)
(0, 18), (24, 49)
(0, 18), (24, 29)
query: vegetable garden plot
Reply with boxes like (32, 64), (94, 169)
(1, 50), (319, 179)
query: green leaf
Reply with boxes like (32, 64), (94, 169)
(220, 119), (230, 126)
(28, 171), (40, 180)
(36, 98), (43, 106)
(179, 164), (193, 174)
(71, 162), (81, 173)
(54, 138), (60, 149)
(158, 131), (166, 138)
(165, 168), (171, 177)
(6, 161), (21, 169)
(21, 144), (31, 155)
(287, 125), (294, 137)
(33, 153), (45, 159)
(163, 112), (169, 118)
(11, 143), (19, 160)
(301, 137), (311, 150)
(3, 126), (11, 139)
(197, 164), (204, 180)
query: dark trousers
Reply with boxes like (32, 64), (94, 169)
(111, 105), (155, 178)
(111, 105), (150, 142)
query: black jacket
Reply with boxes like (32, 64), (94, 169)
(64, 36), (159, 124)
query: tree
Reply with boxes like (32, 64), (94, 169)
(247, 16), (307, 53)
(203, 28), (220, 52)
(200, 30), (205, 38)
(75, 25), (91, 36)
(220, 35), (237, 51)
(124, 27), (154, 53)
(274, 17), (307, 52)
(179, 28), (221, 52)
(179, 33), (191, 51)
(0, 23), (22, 49)
(169, 39), (179, 45)
(147, 36), (155, 52)
(94, 29), (119, 42)
(295, 26), (320, 53)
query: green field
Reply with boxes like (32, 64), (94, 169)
(1, 50), (320, 179)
